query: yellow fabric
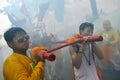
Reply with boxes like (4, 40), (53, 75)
(97, 28), (120, 50)
(97, 28), (120, 66)
(3, 53), (44, 80)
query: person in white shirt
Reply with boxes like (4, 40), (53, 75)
(69, 22), (103, 80)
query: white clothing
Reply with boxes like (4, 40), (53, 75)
(74, 47), (99, 80)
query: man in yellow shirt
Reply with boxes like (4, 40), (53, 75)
(97, 20), (120, 69)
(3, 27), (45, 80)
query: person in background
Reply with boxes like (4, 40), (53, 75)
(68, 22), (103, 80)
(3, 27), (45, 80)
(97, 20), (120, 69)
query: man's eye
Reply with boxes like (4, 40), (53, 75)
(17, 35), (29, 43)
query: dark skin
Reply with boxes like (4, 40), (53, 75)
(8, 32), (29, 56)
(8, 31), (45, 63)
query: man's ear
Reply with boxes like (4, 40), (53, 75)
(7, 42), (14, 48)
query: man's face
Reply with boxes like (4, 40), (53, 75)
(12, 32), (30, 52)
(80, 27), (93, 36)
(103, 24), (111, 31)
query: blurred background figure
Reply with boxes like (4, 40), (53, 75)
(97, 20), (120, 69)
(96, 19), (120, 80)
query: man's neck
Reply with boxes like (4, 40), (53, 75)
(13, 50), (27, 56)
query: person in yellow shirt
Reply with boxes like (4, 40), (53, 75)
(3, 27), (45, 80)
(97, 20), (120, 69)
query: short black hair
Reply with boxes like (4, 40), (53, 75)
(4, 27), (26, 42)
(79, 22), (94, 32)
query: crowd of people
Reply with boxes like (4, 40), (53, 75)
(1, 20), (120, 80)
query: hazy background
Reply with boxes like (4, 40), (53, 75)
(0, 0), (120, 80)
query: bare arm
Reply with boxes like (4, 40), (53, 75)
(69, 46), (82, 69)
(92, 42), (104, 60)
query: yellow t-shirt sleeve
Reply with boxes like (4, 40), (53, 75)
(110, 29), (120, 45)
(3, 61), (44, 80)
(31, 62), (45, 80)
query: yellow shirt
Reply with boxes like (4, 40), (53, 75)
(97, 28), (120, 46)
(3, 53), (44, 80)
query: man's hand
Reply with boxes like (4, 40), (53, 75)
(34, 50), (46, 63)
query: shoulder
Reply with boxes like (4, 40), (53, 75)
(4, 54), (19, 65)
(111, 28), (118, 32)
(68, 46), (76, 56)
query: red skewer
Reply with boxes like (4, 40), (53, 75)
(38, 36), (103, 61)
(47, 36), (103, 53)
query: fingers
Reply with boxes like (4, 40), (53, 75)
(77, 43), (84, 51)
(35, 50), (46, 63)
(83, 36), (88, 42)
(38, 50), (46, 59)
